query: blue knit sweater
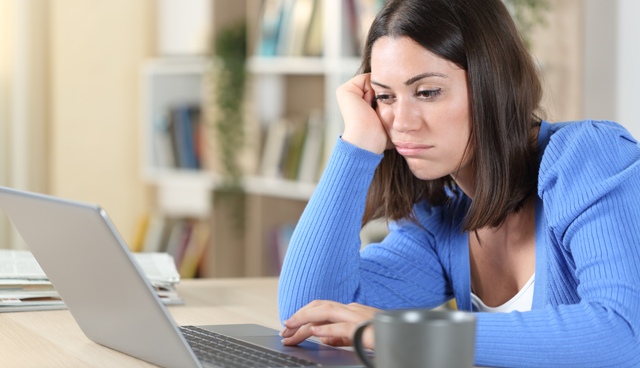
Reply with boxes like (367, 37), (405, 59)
(278, 120), (640, 367)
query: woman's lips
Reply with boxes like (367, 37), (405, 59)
(393, 142), (432, 156)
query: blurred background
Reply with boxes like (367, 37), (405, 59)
(0, 0), (638, 279)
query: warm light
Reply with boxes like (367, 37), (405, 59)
(0, 0), (13, 86)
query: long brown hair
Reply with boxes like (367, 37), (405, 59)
(361, 0), (543, 232)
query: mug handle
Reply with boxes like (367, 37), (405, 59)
(353, 321), (375, 368)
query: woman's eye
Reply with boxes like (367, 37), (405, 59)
(416, 88), (442, 99)
(375, 94), (394, 103)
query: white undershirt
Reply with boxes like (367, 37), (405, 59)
(471, 273), (535, 313)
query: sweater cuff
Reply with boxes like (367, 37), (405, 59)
(308, 136), (384, 209)
(330, 136), (384, 172)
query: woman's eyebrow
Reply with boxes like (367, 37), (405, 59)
(371, 72), (447, 89)
(404, 72), (447, 86)
(371, 80), (391, 89)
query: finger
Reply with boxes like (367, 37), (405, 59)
(309, 322), (355, 341)
(281, 323), (316, 346)
(284, 302), (364, 329)
(280, 327), (297, 338)
(340, 74), (372, 99)
(320, 336), (351, 347)
(346, 302), (381, 314)
(362, 74), (375, 105)
(283, 300), (338, 326)
(281, 300), (328, 331)
(363, 326), (375, 350)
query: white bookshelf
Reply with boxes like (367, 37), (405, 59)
(140, 0), (390, 277)
(143, 168), (316, 202)
(141, 0), (365, 217)
(247, 56), (362, 75)
(139, 56), (328, 214)
(140, 57), (207, 182)
(247, 56), (325, 74)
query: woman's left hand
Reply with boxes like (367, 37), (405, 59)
(280, 300), (381, 349)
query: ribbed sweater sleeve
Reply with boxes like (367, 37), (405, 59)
(474, 121), (640, 367)
(278, 138), (453, 322)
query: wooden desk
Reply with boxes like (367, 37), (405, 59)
(0, 278), (282, 368)
(1, 278), (485, 368)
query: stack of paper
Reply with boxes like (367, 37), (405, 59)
(133, 252), (184, 306)
(0, 250), (184, 313)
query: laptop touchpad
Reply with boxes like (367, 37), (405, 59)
(241, 336), (363, 366)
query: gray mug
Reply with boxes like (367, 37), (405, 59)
(353, 309), (476, 368)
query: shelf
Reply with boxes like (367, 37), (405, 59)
(327, 57), (363, 75)
(244, 175), (316, 201)
(143, 56), (363, 77)
(247, 56), (363, 76)
(145, 169), (317, 202)
(247, 56), (325, 75)
(144, 168), (217, 186)
(143, 57), (208, 75)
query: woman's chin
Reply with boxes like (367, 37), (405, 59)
(408, 165), (449, 181)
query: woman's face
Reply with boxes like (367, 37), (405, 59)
(370, 36), (473, 181)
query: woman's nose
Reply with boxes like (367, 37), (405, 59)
(392, 97), (421, 133)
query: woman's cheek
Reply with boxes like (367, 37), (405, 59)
(377, 106), (394, 130)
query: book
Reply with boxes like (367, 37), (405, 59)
(0, 251), (181, 286)
(157, 217), (178, 253)
(152, 111), (176, 168)
(174, 106), (201, 169)
(183, 106), (202, 169)
(193, 113), (207, 170)
(255, 0), (285, 56)
(260, 118), (290, 178)
(284, 0), (316, 56)
(142, 214), (167, 253)
(0, 250), (184, 312)
(130, 213), (151, 252)
(165, 219), (187, 266)
(132, 252), (181, 286)
(283, 118), (308, 180)
(344, 0), (361, 56)
(297, 110), (324, 182)
(276, 224), (295, 270)
(166, 105), (201, 170)
(168, 109), (182, 168)
(178, 220), (210, 279)
(255, 0), (327, 57)
(165, 219), (182, 257)
(269, 223), (296, 275)
(354, 0), (385, 56)
(304, 0), (323, 56)
(173, 219), (195, 269)
(276, 0), (297, 56)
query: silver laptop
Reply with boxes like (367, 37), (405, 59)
(0, 186), (363, 368)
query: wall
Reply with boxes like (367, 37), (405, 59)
(0, 0), (12, 248)
(529, 0), (584, 123)
(48, 0), (155, 243)
(616, 0), (640, 139)
(583, 0), (616, 122)
(584, 0), (640, 139)
(0, 0), (49, 249)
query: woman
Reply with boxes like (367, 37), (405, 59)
(278, 0), (640, 366)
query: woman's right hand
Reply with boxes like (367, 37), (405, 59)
(337, 73), (391, 155)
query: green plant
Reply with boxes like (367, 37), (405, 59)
(213, 22), (247, 189)
(502, 0), (550, 45)
(209, 22), (248, 234)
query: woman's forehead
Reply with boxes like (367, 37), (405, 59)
(370, 36), (464, 84)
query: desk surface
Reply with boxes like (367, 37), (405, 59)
(1, 278), (283, 368)
(2, 278), (485, 368)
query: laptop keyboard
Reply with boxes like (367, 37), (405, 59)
(179, 326), (322, 368)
